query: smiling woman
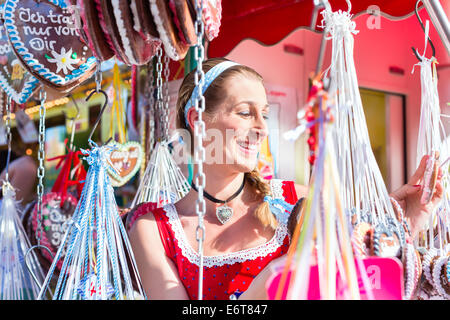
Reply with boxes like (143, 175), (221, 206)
(127, 58), (307, 300)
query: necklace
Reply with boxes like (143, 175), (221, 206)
(191, 178), (245, 224)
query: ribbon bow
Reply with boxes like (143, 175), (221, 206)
(81, 141), (120, 177)
(264, 195), (295, 225)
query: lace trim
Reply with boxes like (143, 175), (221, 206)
(269, 179), (284, 199)
(164, 204), (288, 268)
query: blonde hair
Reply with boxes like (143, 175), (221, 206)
(176, 58), (277, 230)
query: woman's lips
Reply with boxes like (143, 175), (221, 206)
(236, 140), (259, 155)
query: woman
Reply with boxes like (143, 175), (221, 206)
(127, 58), (443, 300)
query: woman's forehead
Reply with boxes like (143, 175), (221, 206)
(223, 74), (267, 103)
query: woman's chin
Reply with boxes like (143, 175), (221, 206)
(233, 156), (258, 173)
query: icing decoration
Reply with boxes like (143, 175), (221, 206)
(149, 0), (189, 61)
(422, 248), (439, 286)
(402, 243), (416, 299)
(3, 0), (97, 91)
(351, 222), (373, 257)
(432, 255), (450, 299)
(190, 0), (222, 41)
(0, 15), (38, 104)
(106, 141), (143, 187)
(372, 223), (402, 258)
(29, 192), (77, 271)
(109, 0), (159, 65)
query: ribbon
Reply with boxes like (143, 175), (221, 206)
(109, 62), (127, 144)
(264, 195), (294, 225)
(47, 139), (87, 206)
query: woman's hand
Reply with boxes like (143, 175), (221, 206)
(390, 155), (444, 239)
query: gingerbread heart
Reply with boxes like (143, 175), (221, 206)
(189, 0), (222, 41)
(0, 15), (39, 104)
(98, 0), (160, 66)
(29, 192), (78, 271)
(372, 223), (402, 258)
(106, 141), (143, 187)
(3, 0), (97, 92)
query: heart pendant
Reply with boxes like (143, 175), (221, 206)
(216, 204), (233, 225)
(3, 0), (97, 92)
(106, 141), (143, 187)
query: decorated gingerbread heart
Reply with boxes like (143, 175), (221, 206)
(372, 223), (402, 258)
(3, 0), (97, 92)
(27, 192), (78, 271)
(107, 141), (143, 187)
(189, 0), (222, 41)
(0, 13), (39, 104)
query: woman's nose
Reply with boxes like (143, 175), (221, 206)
(252, 112), (268, 140)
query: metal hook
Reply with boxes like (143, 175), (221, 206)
(24, 244), (54, 298)
(412, 0), (436, 61)
(86, 89), (111, 148)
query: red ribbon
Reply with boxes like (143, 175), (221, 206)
(46, 139), (87, 205)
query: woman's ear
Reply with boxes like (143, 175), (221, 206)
(186, 108), (199, 131)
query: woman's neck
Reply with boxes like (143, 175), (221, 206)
(192, 164), (245, 201)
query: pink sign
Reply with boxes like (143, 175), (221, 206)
(266, 257), (404, 300)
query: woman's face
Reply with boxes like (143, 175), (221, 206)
(203, 73), (269, 173)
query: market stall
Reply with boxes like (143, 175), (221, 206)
(0, 0), (448, 302)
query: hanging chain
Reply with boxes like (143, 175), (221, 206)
(147, 61), (156, 159)
(163, 53), (170, 141)
(194, 0), (206, 300)
(36, 89), (47, 246)
(155, 47), (164, 141)
(4, 96), (12, 183)
(95, 63), (102, 92)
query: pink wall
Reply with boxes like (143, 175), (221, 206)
(223, 7), (449, 182)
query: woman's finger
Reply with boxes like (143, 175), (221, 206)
(407, 155), (429, 185)
(431, 181), (444, 206)
(391, 184), (421, 201)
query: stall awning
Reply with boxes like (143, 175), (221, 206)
(208, 0), (420, 57)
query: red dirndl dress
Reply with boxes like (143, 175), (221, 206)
(127, 179), (298, 300)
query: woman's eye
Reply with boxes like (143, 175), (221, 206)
(263, 114), (269, 120)
(238, 111), (251, 117)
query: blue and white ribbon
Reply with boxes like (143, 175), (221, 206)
(264, 195), (294, 225)
(184, 61), (240, 127)
(37, 143), (146, 300)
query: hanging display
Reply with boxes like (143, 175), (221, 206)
(412, 19), (450, 301)
(37, 141), (146, 300)
(23, 144), (86, 273)
(0, 99), (45, 300)
(131, 49), (190, 208)
(97, 0), (160, 65)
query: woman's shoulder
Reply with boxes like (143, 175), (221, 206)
(126, 202), (165, 231)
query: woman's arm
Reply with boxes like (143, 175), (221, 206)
(294, 183), (308, 200)
(128, 213), (189, 300)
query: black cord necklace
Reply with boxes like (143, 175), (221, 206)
(191, 178), (245, 224)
